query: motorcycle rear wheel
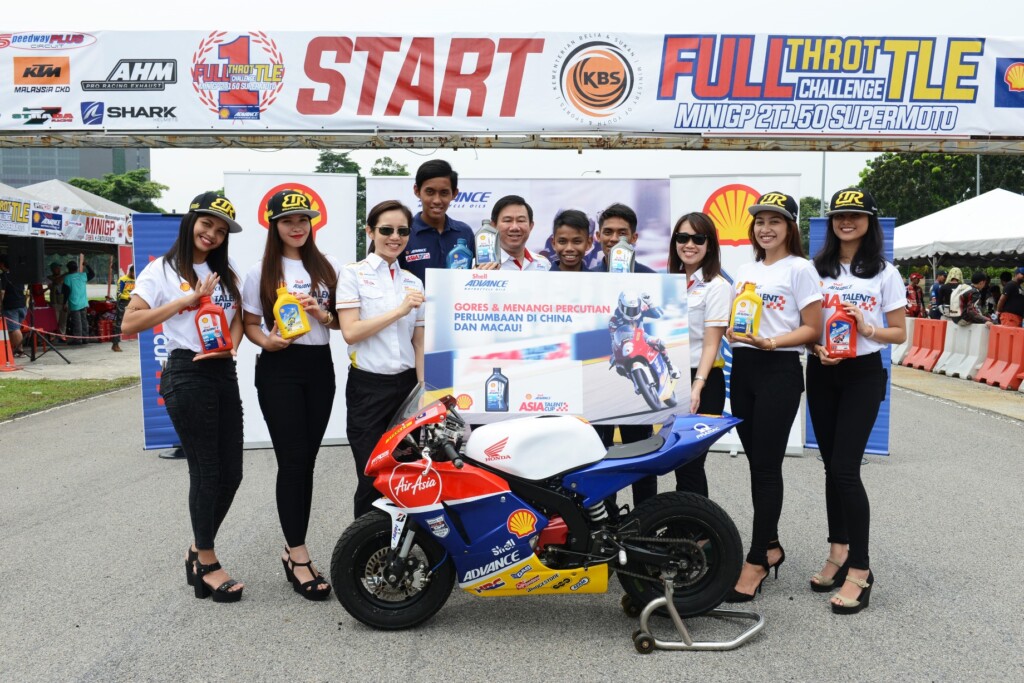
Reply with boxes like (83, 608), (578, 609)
(331, 510), (455, 630)
(617, 491), (742, 618)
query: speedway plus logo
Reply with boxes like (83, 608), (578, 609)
(0, 33), (96, 50)
(552, 36), (642, 125)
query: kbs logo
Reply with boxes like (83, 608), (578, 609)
(994, 58), (1024, 108)
(192, 31), (284, 120)
(0, 33), (96, 50)
(256, 183), (328, 234)
(82, 59), (177, 91)
(703, 184), (758, 246)
(554, 38), (641, 124)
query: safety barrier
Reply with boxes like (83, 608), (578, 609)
(934, 323), (990, 379)
(0, 314), (22, 373)
(974, 326), (1024, 391)
(931, 321), (959, 375)
(891, 317), (916, 365)
(901, 318), (946, 372)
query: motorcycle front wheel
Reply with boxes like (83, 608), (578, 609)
(331, 510), (455, 630)
(631, 366), (662, 411)
(617, 491), (742, 618)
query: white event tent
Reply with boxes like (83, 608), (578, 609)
(893, 188), (1024, 269)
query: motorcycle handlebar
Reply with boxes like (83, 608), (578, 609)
(442, 442), (464, 469)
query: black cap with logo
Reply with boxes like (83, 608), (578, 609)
(265, 189), (321, 222)
(748, 191), (798, 221)
(826, 188), (878, 217)
(189, 192), (243, 233)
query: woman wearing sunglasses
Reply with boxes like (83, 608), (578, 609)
(336, 200), (425, 519)
(666, 212), (733, 497)
(241, 189), (340, 601)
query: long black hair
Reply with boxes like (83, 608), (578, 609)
(668, 212), (722, 281)
(812, 212), (886, 280)
(258, 217), (336, 329)
(161, 212), (241, 301)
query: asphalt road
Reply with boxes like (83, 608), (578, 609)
(1, 384), (1022, 681)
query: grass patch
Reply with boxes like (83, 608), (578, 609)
(0, 377), (139, 421)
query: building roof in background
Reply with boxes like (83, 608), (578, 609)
(19, 179), (132, 216)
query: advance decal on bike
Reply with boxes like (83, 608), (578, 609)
(460, 552), (608, 597)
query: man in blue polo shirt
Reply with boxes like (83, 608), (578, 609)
(589, 202), (656, 274)
(399, 160), (475, 282)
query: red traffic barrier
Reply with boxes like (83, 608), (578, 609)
(902, 318), (947, 372)
(974, 326), (1024, 391)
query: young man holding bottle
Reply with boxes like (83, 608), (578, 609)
(400, 160), (476, 282)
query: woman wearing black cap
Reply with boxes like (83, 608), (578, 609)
(723, 191), (823, 603)
(241, 189), (340, 601)
(121, 192), (246, 602)
(806, 188), (906, 614)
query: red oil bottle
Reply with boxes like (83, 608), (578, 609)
(825, 306), (857, 359)
(194, 296), (232, 353)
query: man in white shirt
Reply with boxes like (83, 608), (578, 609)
(478, 195), (551, 272)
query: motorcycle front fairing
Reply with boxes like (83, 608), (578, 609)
(561, 413), (741, 506)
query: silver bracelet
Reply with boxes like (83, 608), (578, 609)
(694, 374), (706, 382)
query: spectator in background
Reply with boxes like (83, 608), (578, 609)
(64, 255), (95, 345)
(928, 270), (946, 319)
(111, 265), (135, 352)
(45, 263), (67, 339)
(905, 273), (926, 318)
(0, 255), (26, 357)
(937, 267), (963, 319)
(985, 284), (1001, 318)
(996, 267), (1024, 327)
(952, 272), (993, 328)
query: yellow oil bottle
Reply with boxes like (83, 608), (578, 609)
(273, 286), (311, 339)
(730, 283), (762, 337)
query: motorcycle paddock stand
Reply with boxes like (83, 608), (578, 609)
(630, 569), (765, 653)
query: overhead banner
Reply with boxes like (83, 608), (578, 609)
(366, 177), (670, 270)
(424, 269), (689, 426)
(222, 172), (357, 448)
(0, 194), (131, 244)
(1, 32), (1023, 137)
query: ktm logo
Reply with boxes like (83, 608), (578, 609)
(833, 190), (865, 208)
(559, 41), (634, 118)
(14, 57), (69, 85)
(759, 193), (789, 208)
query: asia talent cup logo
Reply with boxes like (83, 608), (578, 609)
(191, 31), (285, 121)
(553, 37), (642, 125)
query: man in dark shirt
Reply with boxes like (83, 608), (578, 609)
(929, 270), (946, 319)
(589, 203), (656, 274)
(0, 255), (26, 356)
(398, 160), (475, 283)
(996, 267), (1024, 327)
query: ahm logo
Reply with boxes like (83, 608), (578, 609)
(81, 101), (104, 125)
(559, 41), (635, 118)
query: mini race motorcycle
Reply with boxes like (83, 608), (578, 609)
(611, 326), (679, 411)
(330, 387), (743, 633)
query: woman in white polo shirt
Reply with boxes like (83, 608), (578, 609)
(241, 189), (341, 602)
(121, 191), (246, 603)
(336, 200), (425, 519)
(666, 211), (734, 496)
(807, 188), (905, 614)
(723, 192), (823, 603)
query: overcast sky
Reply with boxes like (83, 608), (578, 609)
(4, 0), (1014, 212)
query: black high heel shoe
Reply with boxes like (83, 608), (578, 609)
(830, 571), (873, 615)
(194, 560), (244, 603)
(810, 557), (849, 593)
(724, 562), (769, 603)
(766, 540), (786, 578)
(281, 547), (294, 583)
(287, 558), (332, 601)
(185, 547), (198, 587)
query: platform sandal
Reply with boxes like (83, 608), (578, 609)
(185, 547), (198, 587)
(810, 557), (849, 593)
(194, 560), (244, 603)
(288, 558), (332, 601)
(830, 571), (873, 615)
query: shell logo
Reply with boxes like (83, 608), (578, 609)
(1005, 62), (1024, 92)
(559, 41), (634, 118)
(257, 183), (328, 235)
(507, 509), (537, 538)
(456, 394), (473, 410)
(180, 283), (192, 292)
(703, 184), (759, 247)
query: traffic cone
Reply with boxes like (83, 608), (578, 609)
(0, 314), (22, 372)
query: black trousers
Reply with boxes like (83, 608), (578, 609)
(806, 352), (886, 570)
(729, 348), (804, 566)
(255, 344), (336, 548)
(595, 424), (657, 511)
(161, 350), (244, 550)
(345, 366), (418, 519)
(674, 366), (727, 497)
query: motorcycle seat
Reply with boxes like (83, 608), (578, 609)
(603, 433), (665, 459)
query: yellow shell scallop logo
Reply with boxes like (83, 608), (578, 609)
(703, 183), (759, 247)
(455, 394), (473, 410)
(1005, 62), (1024, 92)
(507, 509), (537, 538)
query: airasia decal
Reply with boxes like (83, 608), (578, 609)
(296, 36), (544, 118)
(388, 464), (442, 508)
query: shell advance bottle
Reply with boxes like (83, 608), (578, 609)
(475, 220), (501, 265)
(607, 236), (636, 273)
(484, 368), (509, 412)
(273, 285), (311, 340)
(446, 238), (473, 269)
(825, 306), (857, 359)
(194, 296), (233, 353)
(730, 283), (763, 337)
